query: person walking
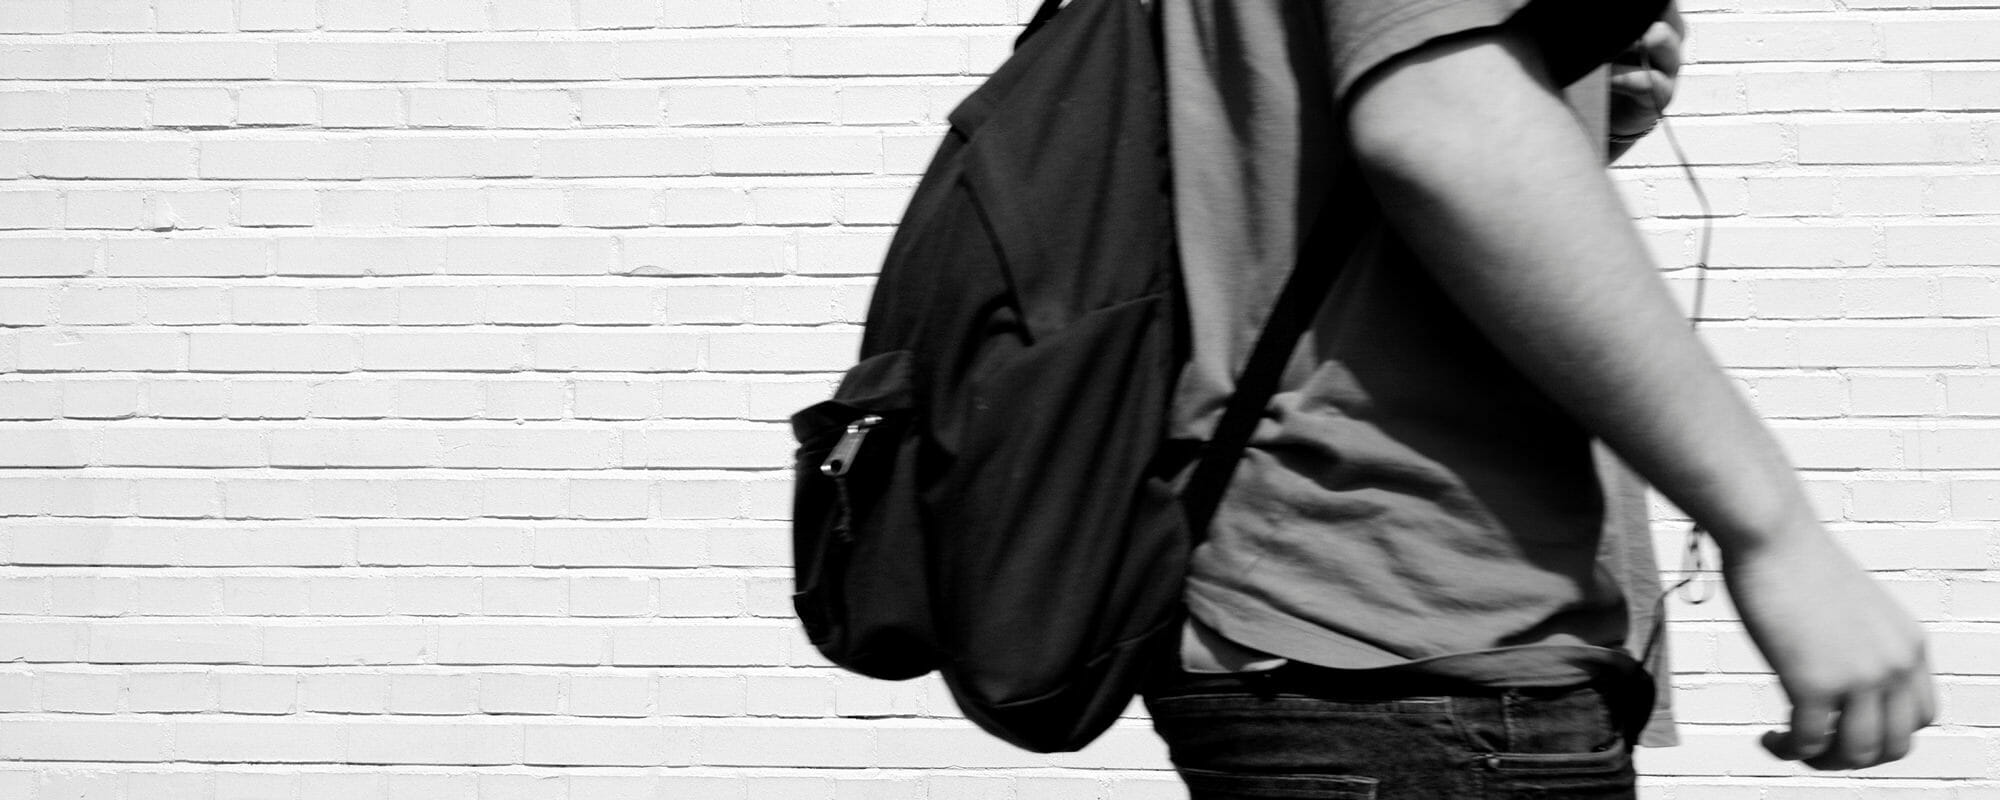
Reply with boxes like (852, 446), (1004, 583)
(1143, 1), (1935, 796)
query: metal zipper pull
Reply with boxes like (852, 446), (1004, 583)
(819, 414), (883, 478)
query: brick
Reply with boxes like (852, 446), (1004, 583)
(480, 576), (566, 616)
(576, 86), (662, 126)
(568, 575), (652, 616)
(301, 671), (388, 712)
(323, 0), (403, 29)
(0, 237), (97, 277)
(569, 478), (651, 520)
(55, 91), (141, 132)
(276, 236), (445, 276)
(666, 84), (755, 125)
(0, 91), (63, 130)
(449, 41), (617, 80)
(175, 719), (344, 762)
(530, 527), (704, 567)
(790, 34), (965, 76)
(491, 0), (576, 28)
(1794, 326), (1984, 368)
(238, 84), (319, 126)
(277, 42), (445, 81)
(65, 190), (147, 230)
(0, 719), (170, 761)
(1688, 18), (1878, 63)
(438, 623), (607, 665)
(155, 0), (236, 31)
(627, 425), (792, 468)
(483, 380), (565, 419)
(707, 723), (881, 767)
(0, 43), (111, 79)
(111, 41), (272, 79)
(581, 0), (662, 28)
(445, 235), (617, 275)
(795, 230), (891, 275)
(190, 332), (359, 372)
(714, 132), (879, 175)
(179, 527), (352, 566)
(541, 135), (709, 177)
(1883, 19), (2000, 61)
(530, 330), (701, 371)
(388, 673), (479, 715)
(484, 284), (572, 324)
(618, 38), (788, 78)
(478, 672), (562, 714)
(357, 526), (529, 566)
(267, 623), (429, 666)
(42, 670), (121, 712)
(106, 237), (270, 277)
(127, 670), (214, 712)
(152, 87), (235, 127)
(569, 186), (657, 227)
(361, 332), (525, 371)
(0, 0), (66, 32)
(560, 673), (655, 718)
(609, 621), (790, 666)
(30, 139), (196, 179)
(16, 329), (185, 372)
(324, 88), (406, 128)
(0, 381), (60, 419)
(440, 424), (612, 468)
(88, 621), (260, 663)
(0, 191), (60, 230)
(61, 378), (141, 418)
(270, 427), (444, 467)
(136, 478), (219, 517)
(524, 721), (689, 766)
(1798, 120), (1978, 165)
(622, 233), (790, 276)
(367, 136), (536, 178)
(708, 329), (862, 372)
(393, 378), (483, 418)
(410, 88), (496, 128)
(345, 721), (522, 765)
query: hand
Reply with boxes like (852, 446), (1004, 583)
(1722, 531), (1936, 770)
(1608, 4), (1684, 139)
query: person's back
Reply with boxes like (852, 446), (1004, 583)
(1141, 1), (1934, 796)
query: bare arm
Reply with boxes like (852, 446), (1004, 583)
(1346, 29), (1933, 770)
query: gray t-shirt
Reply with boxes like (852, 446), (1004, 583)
(1161, 0), (1677, 743)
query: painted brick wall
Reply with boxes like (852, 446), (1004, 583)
(0, 0), (1995, 797)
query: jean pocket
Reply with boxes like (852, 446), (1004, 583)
(1479, 738), (1629, 775)
(1477, 740), (1636, 799)
(1177, 767), (1379, 800)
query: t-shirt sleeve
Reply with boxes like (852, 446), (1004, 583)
(1320, 0), (1670, 103)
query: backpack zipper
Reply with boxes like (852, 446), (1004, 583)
(821, 415), (883, 543)
(820, 414), (883, 478)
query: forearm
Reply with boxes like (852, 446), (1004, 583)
(1347, 31), (1818, 559)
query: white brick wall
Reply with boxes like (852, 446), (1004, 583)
(1, 0), (1996, 797)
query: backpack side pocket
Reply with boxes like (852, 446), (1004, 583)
(790, 350), (937, 680)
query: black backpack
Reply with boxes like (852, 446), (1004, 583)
(788, 0), (1361, 753)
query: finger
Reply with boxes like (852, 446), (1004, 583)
(1764, 694), (1837, 761)
(1877, 681), (1921, 764)
(1608, 68), (1676, 111)
(1640, 28), (1683, 79)
(1807, 690), (1883, 771)
(1914, 656), (1938, 729)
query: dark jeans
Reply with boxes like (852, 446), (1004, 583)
(1143, 664), (1643, 799)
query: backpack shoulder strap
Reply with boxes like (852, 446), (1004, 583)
(1017, 0), (1070, 48)
(1180, 187), (1378, 540)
